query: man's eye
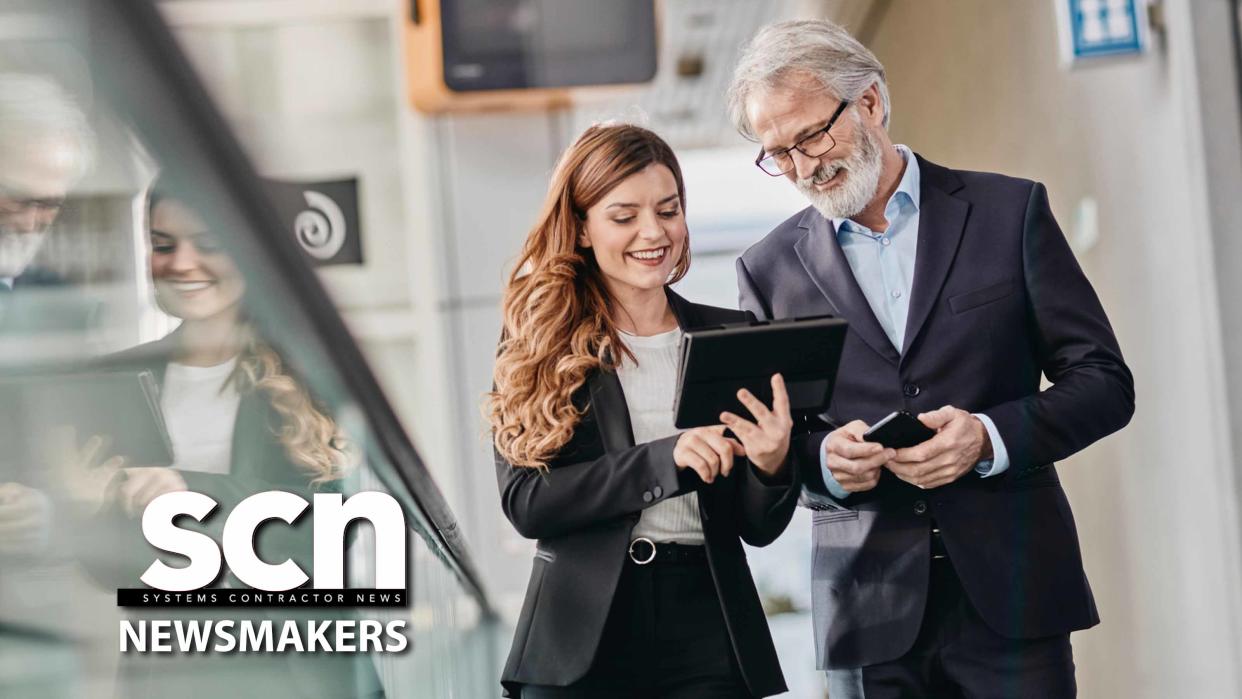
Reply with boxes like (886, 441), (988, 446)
(151, 243), (175, 254)
(771, 150), (793, 164)
(801, 131), (829, 148)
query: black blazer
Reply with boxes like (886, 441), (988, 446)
(737, 155), (1134, 669)
(496, 289), (799, 698)
(81, 333), (383, 699)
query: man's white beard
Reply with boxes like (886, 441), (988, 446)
(0, 230), (46, 279)
(796, 120), (884, 221)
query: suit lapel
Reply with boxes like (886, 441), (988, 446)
(588, 363), (636, 451)
(794, 211), (901, 365)
(900, 157), (970, 359)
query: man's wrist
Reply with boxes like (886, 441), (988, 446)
(974, 415), (994, 460)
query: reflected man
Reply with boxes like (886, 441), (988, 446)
(0, 72), (95, 556)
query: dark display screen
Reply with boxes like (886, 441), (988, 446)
(439, 0), (657, 91)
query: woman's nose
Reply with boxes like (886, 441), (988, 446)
(168, 241), (200, 271)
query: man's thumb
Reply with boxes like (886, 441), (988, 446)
(918, 406), (956, 429)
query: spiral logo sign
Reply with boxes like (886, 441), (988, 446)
(295, 191), (347, 260)
(263, 177), (364, 266)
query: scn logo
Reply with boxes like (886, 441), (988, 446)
(139, 491), (404, 592)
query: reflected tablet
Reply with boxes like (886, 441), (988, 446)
(0, 370), (174, 468)
(673, 316), (848, 429)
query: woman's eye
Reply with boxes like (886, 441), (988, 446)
(193, 235), (222, 254)
(151, 243), (175, 254)
(659, 209), (681, 218)
(612, 217), (635, 225)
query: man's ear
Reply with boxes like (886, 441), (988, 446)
(858, 83), (884, 128)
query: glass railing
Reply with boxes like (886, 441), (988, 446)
(0, 1), (497, 696)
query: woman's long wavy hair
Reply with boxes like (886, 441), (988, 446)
(147, 184), (351, 486)
(487, 124), (691, 470)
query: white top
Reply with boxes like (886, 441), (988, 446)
(617, 328), (703, 545)
(160, 356), (242, 475)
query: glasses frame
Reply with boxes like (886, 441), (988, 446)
(754, 100), (851, 177)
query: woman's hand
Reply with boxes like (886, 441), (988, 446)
(719, 374), (793, 478)
(674, 426), (745, 484)
(118, 467), (188, 518)
(44, 428), (126, 516)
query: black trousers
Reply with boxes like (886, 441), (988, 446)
(521, 554), (752, 699)
(828, 553), (1077, 699)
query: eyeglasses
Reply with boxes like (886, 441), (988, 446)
(754, 100), (851, 177)
(0, 185), (66, 216)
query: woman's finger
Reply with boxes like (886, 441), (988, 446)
(720, 412), (763, 443)
(735, 388), (773, 423)
(770, 374), (792, 421)
(706, 434), (734, 478)
(690, 440), (721, 471)
(120, 477), (143, 518)
(691, 452), (718, 483)
(134, 477), (171, 514)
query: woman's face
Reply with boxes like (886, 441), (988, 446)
(149, 198), (245, 321)
(580, 163), (687, 299)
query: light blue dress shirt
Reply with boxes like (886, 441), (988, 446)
(818, 146), (1009, 499)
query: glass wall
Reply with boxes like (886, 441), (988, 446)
(0, 1), (496, 696)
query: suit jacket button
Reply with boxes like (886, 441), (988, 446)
(903, 383), (921, 398)
(914, 500), (928, 515)
(642, 490), (654, 503)
(652, 486), (663, 498)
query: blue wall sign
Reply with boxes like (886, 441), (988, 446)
(1057, 0), (1149, 64)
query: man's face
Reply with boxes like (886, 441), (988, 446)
(0, 137), (78, 278)
(747, 74), (886, 220)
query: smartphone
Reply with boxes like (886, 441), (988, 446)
(863, 411), (936, 449)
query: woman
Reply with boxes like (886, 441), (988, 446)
(71, 184), (383, 698)
(487, 124), (800, 698)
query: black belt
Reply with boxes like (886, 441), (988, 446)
(627, 538), (708, 565)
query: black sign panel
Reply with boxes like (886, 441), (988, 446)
(264, 177), (364, 266)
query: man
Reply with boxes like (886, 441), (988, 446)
(0, 72), (96, 331)
(728, 20), (1134, 698)
(0, 72), (96, 556)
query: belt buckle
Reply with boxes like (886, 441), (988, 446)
(628, 537), (656, 565)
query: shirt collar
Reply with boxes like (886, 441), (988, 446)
(833, 144), (921, 235)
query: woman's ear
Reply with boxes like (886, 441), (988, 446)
(577, 224), (592, 248)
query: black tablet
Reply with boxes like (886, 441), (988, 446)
(673, 316), (848, 429)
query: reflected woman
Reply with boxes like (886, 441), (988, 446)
(488, 124), (799, 699)
(74, 182), (384, 699)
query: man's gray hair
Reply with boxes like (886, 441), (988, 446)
(0, 72), (96, 181)
(727, 19), (891, 141)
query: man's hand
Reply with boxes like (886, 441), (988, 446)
(824, 421), (895, 493)
(886, 406), (992, 490)
(0, 482), (53, 556)
(117, 467), (189, 518)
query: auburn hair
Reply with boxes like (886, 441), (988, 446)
(486, 123), (690, 470)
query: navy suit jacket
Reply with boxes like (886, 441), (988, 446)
(737, 154), (1134, 669)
